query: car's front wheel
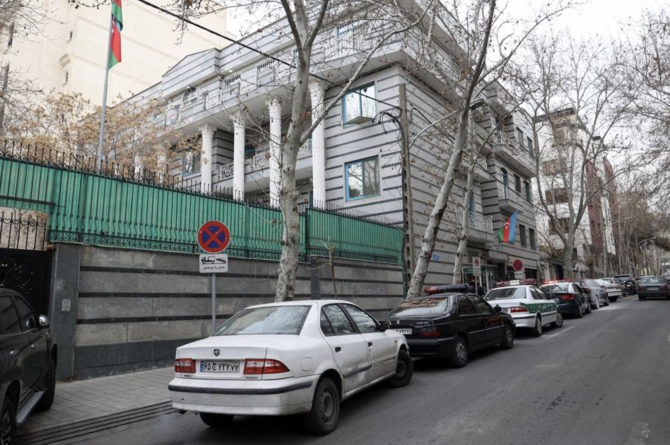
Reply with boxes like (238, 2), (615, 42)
(304, 378), (340, 435)
(575, 305), (583, 318)
(585, 301), (592, 314)
(1, 397), (16, 445)
(530, 316), (543, 337)
(200, 412), (234, 429)
(449, 336), (469, 368)
(388, 350), (413, 388)
(551, 311), (563, 328)
(500, 326), (514, 349)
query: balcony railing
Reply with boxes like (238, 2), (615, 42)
(498, 183), (534, 214)
(492, 132), (537, 177)
(219, 139), (312, 180)
(457, 211), (494, 242)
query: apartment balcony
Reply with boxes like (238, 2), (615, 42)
(497, 183), (535, 215)
(460, 154), (491, 182)
(457, 211), (495, 243)
(492, 132), (537, 178)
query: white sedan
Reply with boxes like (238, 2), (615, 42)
(168, 300), (413, 435)
(484, 285), (562, 337)
(595, 278), (623, 302)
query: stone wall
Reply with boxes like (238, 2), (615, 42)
(49, 244), (404, 381)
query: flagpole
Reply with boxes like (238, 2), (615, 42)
(97, 9), (114, 173)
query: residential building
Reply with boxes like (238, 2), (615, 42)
(0, 0), (228, 105)
(120, 3), (541, 289)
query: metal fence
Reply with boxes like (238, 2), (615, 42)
(0, 146), (403, 264)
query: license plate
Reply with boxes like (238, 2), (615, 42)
(391, 329), (412, 335)
(648, 287), (659, 291)
(200, 361), (240, 373)
(502, 308), (510, 313)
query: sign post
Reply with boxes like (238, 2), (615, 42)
(473, 257), (482, 293)
(197, 221), (231, 334)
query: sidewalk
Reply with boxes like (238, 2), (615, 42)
(19, 366), (175, 434)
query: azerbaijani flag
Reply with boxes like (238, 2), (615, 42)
(108, 0), (123, 69)
(498, 211), (518, 243)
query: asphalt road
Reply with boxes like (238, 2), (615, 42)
(75, 296), (670, 445)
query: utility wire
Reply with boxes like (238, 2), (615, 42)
(135, 0), (400, 110)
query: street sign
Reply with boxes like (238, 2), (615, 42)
(433, 254), (440, 261)
(199, 254), (228, 274)
(514, 271), (525, 279)
(509, 279), (520, 285)
(473, 257), (482, 277)
(512, 259), (524, 272)
(197, 221), (230, 253)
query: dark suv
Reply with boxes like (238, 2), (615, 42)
(1, 288), (57, 444)
(613, 274), (637, 295)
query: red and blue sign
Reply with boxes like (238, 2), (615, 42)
(512, 259), (524, 272)
(197, 221), (230, 253)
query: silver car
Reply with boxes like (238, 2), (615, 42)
(578, 279), (610, 308)
(595, 278), (623, 302)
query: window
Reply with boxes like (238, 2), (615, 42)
(343, 84), (376, 125)
(527, 136), (534, 155)
(519, 224), (527, 247)
(549, 217), (570, 235)
(0, 295), (21, 335)
(343, 304), (377, 333)
(457, 295), (477, 315)
(541, 159), (565, 175)
(485, 287), (527, 301)
(183, 150), (201, 176)
(545, 188), (568, 204)
(471, 296), (492, 314)
(244, 144), (256, 159)
(337, 22), (365, 54)
(345, 157), (380, 200)
(214, 306), (310, 335)
(516, 128), (524, 148)
(320, 311), (334, 336)
(529, 228), (536, 250)
(388, 297), (450, 317)
(514, 174), (522, 193)
(524, 181), (531, 202)
(531, 288), (547, 300)
(12, 296), (37, 331)
(321, 305), (356, 335)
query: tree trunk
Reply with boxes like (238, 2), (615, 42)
(407, 112), (468, 298)
(563, 230), (575, 279)
(452, 118), (476, 285)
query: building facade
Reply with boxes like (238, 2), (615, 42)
(0, 0), (228, 105)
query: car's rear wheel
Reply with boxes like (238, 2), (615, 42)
(604, 297), (610, 306)
(500, 326), (514, 350)
(639, 296), (646, 301)
(200, 412), (234, 429)
(1, 397), (16, 445)
(36, 355), (56, 411)
(585, 302), (592, 314)
(388, 350), (413, 388)
(304, 378), (340, 435)
(530, 316), (543, 337)
(449, 336), (469, 368)
(551, 311), (563, 328)
(609, 296), (618, 303)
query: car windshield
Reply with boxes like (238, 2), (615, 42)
(639, 277), (666, 284)
(214, 306), (311, 335)
(614, 275), (631, 282)
(540, 284), (570, 292)
(485, 287), (526, 301)
(388, 297), (450, 317)
(596, 279), (612, 285)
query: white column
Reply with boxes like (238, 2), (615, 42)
(231, 112), (246, 200)
(133, 154), (144, 180)
(199, 124), (216, 193)
(267, 98), (282, 203)
(309, 81), (326, 206)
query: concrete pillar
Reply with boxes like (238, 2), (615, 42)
(199, 124), (216, 193)
(266, 98), (282, 204)
(309, 81), (326, 206)
(48, 243), (82, 382)
(231, 112), (246, 200)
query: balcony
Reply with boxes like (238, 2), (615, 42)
(492, 132), (537, 178)
(497, 183), (534, 215)
(460, 154), (491, 182)
(457, 211), (495, 243)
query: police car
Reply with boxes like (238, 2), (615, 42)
(483, 280), (562, 337)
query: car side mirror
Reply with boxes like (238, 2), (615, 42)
(38, 315), (50, 328)
(584, 288), (590, 294)
(378, 320), (390, 332)
(493, 305), (502, 313)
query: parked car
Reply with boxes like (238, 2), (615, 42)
(386, 284), (515, 367)
(1, 288), (57, 444)
(168, 300), (413, 435)
(484, 284), (562, 337)
(595, 278), (623, 302)
(613, 274), (637, 295)
(540, 281), (591, 318)
(637, 276), (670, 300)
(576, 279), (610, 308)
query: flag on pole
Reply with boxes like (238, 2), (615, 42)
(498, 211), (518, 243)
(108, 0), (123, 69)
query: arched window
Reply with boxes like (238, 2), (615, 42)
(501, 168), (509, 198)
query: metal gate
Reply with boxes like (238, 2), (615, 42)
(0, 211), (52, 316)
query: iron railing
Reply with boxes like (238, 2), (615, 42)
(0, 211), (47, 250)
(0, 145), (402, 264)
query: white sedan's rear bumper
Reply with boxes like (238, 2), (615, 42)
(169, 375), (318, 416)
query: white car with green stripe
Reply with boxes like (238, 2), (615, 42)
(483, 285), (562, 337)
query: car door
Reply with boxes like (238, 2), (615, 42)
(0, 294), (33, 400)
(531, 287), (556, 323)
(11, 293), (47, 391)
(320, 304), (371, 394)
(342, 304), (396, 383)
(456, 295), (487, 349)
(469, 295), (502, 345)
(571, 284), (587, 310)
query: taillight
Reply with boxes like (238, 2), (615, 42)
(638, 286), (643, 291)
(419, 328), (440, 337)
(560, 294), (575, 300)
(175, 358), (195, 373)
(662, 286), (669, 291)
(510, 306), (528, 313)
(244, 359), (290, 375)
